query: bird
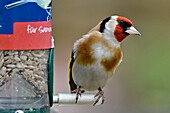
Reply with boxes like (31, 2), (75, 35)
(5, 0), (51, 10)
(68, 15), (141, 106)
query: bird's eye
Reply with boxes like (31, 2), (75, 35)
(118, 20), (124, 26)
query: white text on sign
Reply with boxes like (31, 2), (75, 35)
(27, 25), (52, 34)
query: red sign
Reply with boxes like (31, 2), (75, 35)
(0, 20), (52, 50)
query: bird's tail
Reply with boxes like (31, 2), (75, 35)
(68, 51), (77, 92)
(5, 0), (27, 9)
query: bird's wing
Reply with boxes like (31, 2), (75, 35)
(68, 50), (77, 92)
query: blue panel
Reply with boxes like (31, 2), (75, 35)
(0, 0), (52, 34)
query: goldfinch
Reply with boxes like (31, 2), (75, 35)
(68, 16), (141, 106)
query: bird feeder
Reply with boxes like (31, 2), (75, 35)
(0, 1), (53, 113)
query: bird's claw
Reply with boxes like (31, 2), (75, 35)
(93, 90), (105, 106)
(72, 87), (82, 104)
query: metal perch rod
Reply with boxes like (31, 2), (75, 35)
(53, 93), (101, 105)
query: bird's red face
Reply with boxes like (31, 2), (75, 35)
(114, 16), (140, 42)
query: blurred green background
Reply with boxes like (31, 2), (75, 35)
(52, 0), (170, 113)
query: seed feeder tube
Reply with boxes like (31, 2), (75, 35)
(0, 1), (53, 113)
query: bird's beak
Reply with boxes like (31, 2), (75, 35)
(125, 26), (141, 36)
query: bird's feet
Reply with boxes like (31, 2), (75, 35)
(71, 86), (83, 104)
(93, 88), (105, 106)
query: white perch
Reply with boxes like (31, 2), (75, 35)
(53, 93), (102, 106)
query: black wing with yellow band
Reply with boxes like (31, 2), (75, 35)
(68, 50), (77, 92)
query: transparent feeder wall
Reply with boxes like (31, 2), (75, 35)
(0, 1), (53, 113)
